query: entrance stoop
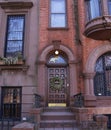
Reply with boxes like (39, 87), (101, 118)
(40, 107), (77, 129)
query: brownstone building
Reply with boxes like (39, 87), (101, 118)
(0, 0), (111, 128)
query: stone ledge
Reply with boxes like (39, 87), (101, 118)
(12, 122), (34, 130)
(0, 1), (33, 9)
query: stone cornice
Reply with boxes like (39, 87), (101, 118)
(0, 65), (29, 73)
(0, 1), (33, 9)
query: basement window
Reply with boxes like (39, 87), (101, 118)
(1, 87), (22, 120)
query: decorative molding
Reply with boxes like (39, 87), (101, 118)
(0, 65), (29, 73)
(0, 1), (33, 9)
(84, 16), (111, 40)
(52, 40), (61, 50)
(85, 43), (111, 72)
(83, 72), (96, 79)
(39, 44), (76, 62)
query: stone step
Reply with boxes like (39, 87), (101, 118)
(41, 111), (75, 120)
(40, 120), (77, 128)
(43, 107), (71, 112)
(40, 107), (76, 128)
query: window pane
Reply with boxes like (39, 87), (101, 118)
(51, 0), (65, 13)
(8, 32), (23, 40)
(6, 41), (22, 54)
(108, 0), (111, 15)
(48, 55), (67, 64)
(51, 14), (66, 27)
(5, 15), (25, 57)
(105, 55), (111, 66)
(50, 0), (66, 27)
(94, 52), (111, 96)
(95, 57), (103, 72)
(8, 18), (24, 31)
(90, 0), (101, 19)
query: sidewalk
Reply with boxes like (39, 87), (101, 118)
(39, 128), (79, 130)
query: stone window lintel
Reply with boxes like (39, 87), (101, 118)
(0, 1), (33, 9)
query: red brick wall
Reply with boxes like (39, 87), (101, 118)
(78, 0), (107, 68)
(39, 0), (76, 54)
(38, 0), (110, 99)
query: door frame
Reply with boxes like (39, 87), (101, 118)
(37, 44), (78, 107)
(47, 65), (69, 107)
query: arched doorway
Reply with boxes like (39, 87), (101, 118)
(84, 44), (111, 96)
(94, 52), (111, 96)
(38, 44), (77, 107)
(47, 50), (69, 106)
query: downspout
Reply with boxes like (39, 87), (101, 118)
(73, 0), (83, 93)
(73, 0), (81, 45)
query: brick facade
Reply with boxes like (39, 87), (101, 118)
(0, 0), (111, 127)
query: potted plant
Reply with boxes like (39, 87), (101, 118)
(0, 56), (3, 65)
(16, 52), (25, 64)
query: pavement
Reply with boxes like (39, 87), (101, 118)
(39, 128), (79, 130)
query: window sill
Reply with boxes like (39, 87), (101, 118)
(47, 27), (69, 31)
(0, 61), (29, 72)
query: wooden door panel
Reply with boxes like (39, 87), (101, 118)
(48, 67), (67, 104)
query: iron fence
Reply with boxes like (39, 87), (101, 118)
(39, 121), (108, 130)
(73, 93), (84, 107)
(0, 119), (19, 130)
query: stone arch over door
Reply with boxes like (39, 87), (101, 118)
(37, 44), (77, 106)
(84, 43), (111, 96)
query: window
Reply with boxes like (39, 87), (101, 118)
(50, 0), (66, 27)
(85, 0), (102, 21)
(94, 52), (111, 96)
(5, 15), (25, 57)
(48, 55), (67, 65)
(1, 87), (22, 120)
(108, 0), (111, 15)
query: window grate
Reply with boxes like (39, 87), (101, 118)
(1, 87), (22, 120)
(94, 52), (111, 96)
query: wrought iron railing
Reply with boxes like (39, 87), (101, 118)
(73, 93), (84, 107)
(0, 119), (19, 130)
(34, 93), (41, 108)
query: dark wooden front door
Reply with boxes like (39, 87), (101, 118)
(48, 67), (68, 106)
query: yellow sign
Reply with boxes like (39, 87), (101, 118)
(48, 103), (66, 107)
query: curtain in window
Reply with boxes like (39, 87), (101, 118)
(90, 0), (101, 19)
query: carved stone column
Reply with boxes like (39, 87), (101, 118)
(83, 72), (96, 107)
(83, 72), (95, 95)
